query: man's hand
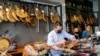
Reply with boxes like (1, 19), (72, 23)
(52, 45), (64, 51)
(71, 37), (78, 45)
(55, 40), (66, 45)
(50, 40), (66, 51)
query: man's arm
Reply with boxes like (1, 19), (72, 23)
(63, 31), (78, 43)
(47, 34), (65, 50)
(63, 31), (76, 40)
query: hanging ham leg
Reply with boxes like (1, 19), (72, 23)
(6, 8), (16, 23)
(34, 7), (42, 20)
(11, 10), (20, 21)
(0, 7), (8, 21)
(50, 7), (60, 23)
(41, 10), (48, 22)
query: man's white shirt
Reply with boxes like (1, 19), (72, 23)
(47, 30), (74, 56)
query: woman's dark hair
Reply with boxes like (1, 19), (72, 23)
(74, 27), (78, 29)
(86, 24), (91, 27)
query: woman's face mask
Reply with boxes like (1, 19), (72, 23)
(75, 32), (79, 34)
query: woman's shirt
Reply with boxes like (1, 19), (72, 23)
(82, 31), (91, 38)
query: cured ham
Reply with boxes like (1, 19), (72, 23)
(34, 7), (42, 20)
(41, 10), (48, 22)
(6, 9), (16, 23)
(15, 5), (27, 18)
(0, 7), (8, 21)
(50, 8), (60, 23)
(11, 9), (20, 21)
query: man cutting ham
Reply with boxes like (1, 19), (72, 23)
(47, 22), (78, 56)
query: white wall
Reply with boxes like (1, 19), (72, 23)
(98, 0), (100, 30)
(92, 0), (100, 31)
(93, 0), (98, 18)
(0, 21), (48, 46)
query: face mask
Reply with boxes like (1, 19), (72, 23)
(57, 30), (62, 33)
(75, 32), (79, 34)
